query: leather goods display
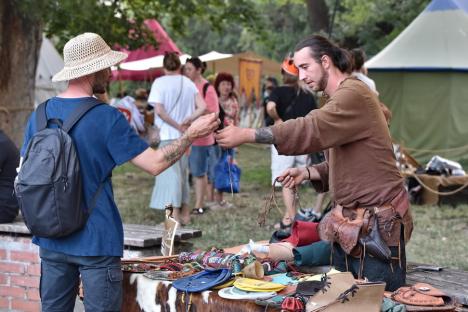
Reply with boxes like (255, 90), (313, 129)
(171, 268), (232, 292)
(233, 278), (286, 292)
(318, 206), (366, 255)
(296, 278), (328, 297)
(255, 295), (285, 309)
(268, 242), (295, 262)
(218, 286), (277, 300)
(391, 283), (457, 312)
(282, 295), (306, 311)
(359, 214), (392, 261)
(305, 272), (386, 312)
(242, 261), (265, 279)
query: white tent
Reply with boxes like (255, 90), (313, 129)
(199, 51), (233, 62)
(366, 0), (468, 70)
(119, 51), (232, 71)
(35, 36), (67, 107)
(119, 54), (192, 71)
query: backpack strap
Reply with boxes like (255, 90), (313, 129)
(35, 101), (49, 131)
(202, 82), (210, 99)
(62, 97), (103, 133)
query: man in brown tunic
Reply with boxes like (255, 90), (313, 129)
(216, 35), (412, 291)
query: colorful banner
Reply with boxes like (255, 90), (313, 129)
(239, 58), (262, 106)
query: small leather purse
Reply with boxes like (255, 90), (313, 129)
(359, 214), (392, 261)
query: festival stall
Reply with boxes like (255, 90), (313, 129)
(117, 210), (466, 311)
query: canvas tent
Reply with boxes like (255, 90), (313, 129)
(35, 36), (67, 107)
(367, 0), (468, 162)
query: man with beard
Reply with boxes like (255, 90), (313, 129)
(215, 35), (412, 291)
(20, 33), (219, 311)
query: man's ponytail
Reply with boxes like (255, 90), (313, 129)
(295, 35), (352, 74)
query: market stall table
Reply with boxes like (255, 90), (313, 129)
(121, 263), (468, 312)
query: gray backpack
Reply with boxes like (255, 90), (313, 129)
(15, 98), (103, 238)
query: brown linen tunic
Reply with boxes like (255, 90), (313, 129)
(271, 77), (412, 246)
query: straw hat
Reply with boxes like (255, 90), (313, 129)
(52, 33), (127, 82)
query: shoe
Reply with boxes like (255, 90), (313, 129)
(191, 207), (206, 215)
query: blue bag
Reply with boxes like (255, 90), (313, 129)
(214, 149), (241, 193)
(172, 268), (232, 292)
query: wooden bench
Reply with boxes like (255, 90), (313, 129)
(0, 220), (202, 311)
(0, 221), (201, 248)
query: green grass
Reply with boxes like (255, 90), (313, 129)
(114, 145), (468, 270)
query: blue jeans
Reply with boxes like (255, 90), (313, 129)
(332, 225), (407, 291)
(39, 248), (122, 312)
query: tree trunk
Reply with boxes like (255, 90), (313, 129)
(0, 0), (42, 147)
(305, 0), (330, 34)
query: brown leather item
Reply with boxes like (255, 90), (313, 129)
(359, 214), (392, 261)
(306, 272), (386, 312)
(318, 206), (365, 255)
(392, 283), (457, 311)
(393, 286), (445, 306)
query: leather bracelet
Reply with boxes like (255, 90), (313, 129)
(306, 167), (311, 180)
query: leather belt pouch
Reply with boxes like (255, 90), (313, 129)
(359, 214), (392, 261)
(319, 206), (364, 255)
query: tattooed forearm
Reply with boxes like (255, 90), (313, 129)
(160, 133), (192, 165)
(255, 127), (275, 144)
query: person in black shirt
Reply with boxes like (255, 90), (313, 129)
(0, 129), (19, 223)
(266, 56), (322, 230)
(262, 76), (279, 126)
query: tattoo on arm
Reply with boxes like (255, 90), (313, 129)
(160, 133), (192, 166)
(255, 127), (275, 144)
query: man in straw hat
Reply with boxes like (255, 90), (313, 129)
(20, 33), (219, 311)
(216, 35), (412, 291)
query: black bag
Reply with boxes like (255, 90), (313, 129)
(15, 98), (104, 238)
(359, 215), (392, 261)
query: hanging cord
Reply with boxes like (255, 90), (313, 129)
(408, 173), (468, 196)
(258, 178), (284, 226)
(358, 244), (365, 280)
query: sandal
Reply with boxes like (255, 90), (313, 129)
(192, 207), (206, 215)
(274, 219), (293, 231)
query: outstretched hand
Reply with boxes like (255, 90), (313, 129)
(186, 113), (220, 141)
(277, 167), (307, 188)
(215, 125), (251, 148)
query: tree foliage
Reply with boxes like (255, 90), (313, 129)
(164, 0), (431, 62)
(14, 0), (261, 52)
(328, 0), (431, 54)
(167, 0), (311, 62)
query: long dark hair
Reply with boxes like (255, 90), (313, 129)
(186, 57), (207, 74)
(294, 35), (352, 74)
(350, 48), (366, 71)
